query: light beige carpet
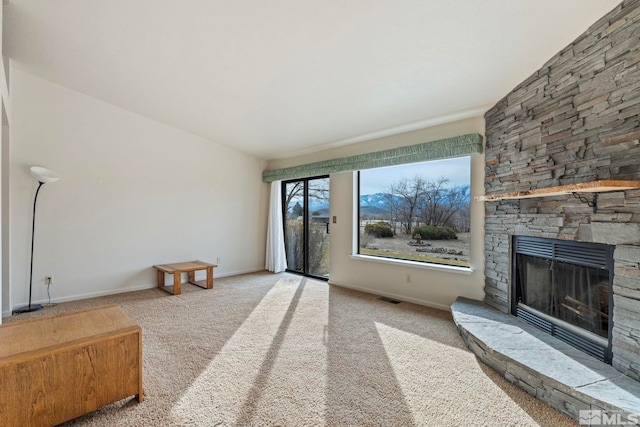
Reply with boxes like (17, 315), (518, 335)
(5, 272), (577, 426)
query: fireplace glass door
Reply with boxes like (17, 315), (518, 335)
(515, 254), (610, 338)
(512, 236), (613, 363)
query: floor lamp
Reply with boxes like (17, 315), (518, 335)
(14, 166), (60, 314)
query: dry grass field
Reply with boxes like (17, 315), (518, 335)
(360, 232), (470, 267)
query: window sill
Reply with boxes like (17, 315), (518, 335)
(349, 254), (473, 275)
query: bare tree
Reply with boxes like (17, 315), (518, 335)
(382, 192), (401, 234)
(384, 175), (470, 234)
(308, 179), (329, 203)
(283, 182), (304, 217)
(387, 176), (427, 234)
(450, 203), (471, 232)
(435, 185), (470, 228)
(419, 177), (469, 229)
(283, 179), (329, 218)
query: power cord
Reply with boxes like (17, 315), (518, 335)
(44, 280), (57, 308)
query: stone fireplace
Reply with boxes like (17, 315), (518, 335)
(483, 0), (640, 382)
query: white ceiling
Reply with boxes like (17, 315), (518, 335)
(4, 1), (620, 160)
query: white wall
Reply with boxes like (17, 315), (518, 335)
(8, 69), (268, 311)
(2, 117), (9, 319)
(268, 117), (486, 310)
(0, 1), (9, 322)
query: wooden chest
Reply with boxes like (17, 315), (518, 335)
(0, 305), (143, 426)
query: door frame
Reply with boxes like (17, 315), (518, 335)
(281, 175), (329, 280)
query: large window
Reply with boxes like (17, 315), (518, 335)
(358, 156), (471, 268)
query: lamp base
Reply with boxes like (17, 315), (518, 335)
(13, 304), (44, 314)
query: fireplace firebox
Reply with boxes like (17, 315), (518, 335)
(512, 236), (614, 363)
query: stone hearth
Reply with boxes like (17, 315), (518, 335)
(452, 297), (640, 422)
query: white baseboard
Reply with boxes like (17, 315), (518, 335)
(215, 267), (266, 278)
(328, 280), (451, 312)
(29, 283), (159, 307)
(3, 284), (157, 319)
(6, 268), (268, 314)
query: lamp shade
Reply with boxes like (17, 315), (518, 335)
(30, 166), (60, 183)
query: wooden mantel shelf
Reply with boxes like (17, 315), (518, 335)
(475, 180), (640, 202)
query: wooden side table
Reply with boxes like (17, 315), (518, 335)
(153, 260), (217, 295)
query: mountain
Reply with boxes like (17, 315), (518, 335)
(307, 186), (470, 213)
(361, 186), (470, 208)
(308, 199), (330, 212)
(360, 205), (388, 216)
(359, 193), (393, 210)
(307, 193), (391, 216)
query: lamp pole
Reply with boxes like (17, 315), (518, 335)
(14, 167), (60, 315)
(14, 181), (45, 313)
(28, 181), (45, 311)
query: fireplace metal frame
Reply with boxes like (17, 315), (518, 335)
(511, 235), (614, 363)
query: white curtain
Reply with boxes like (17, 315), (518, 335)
(265, 180), (288, 273)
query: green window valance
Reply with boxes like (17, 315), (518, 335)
(262, 133), (483, 183)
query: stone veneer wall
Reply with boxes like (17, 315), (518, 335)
(483, 0), (640, 380)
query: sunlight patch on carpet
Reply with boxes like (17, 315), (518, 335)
(171, 275), (307, 424)
(374, 322), (545, 426)
(238, 279), (330, 425)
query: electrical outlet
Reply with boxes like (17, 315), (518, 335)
(216, 257), (221, 265)
(45, 275), (53, 285)
(406, 274), (411, 283)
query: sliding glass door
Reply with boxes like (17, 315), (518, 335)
(282, 176), (330, 279)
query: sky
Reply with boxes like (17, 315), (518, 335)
(359, 156), (471, 195)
